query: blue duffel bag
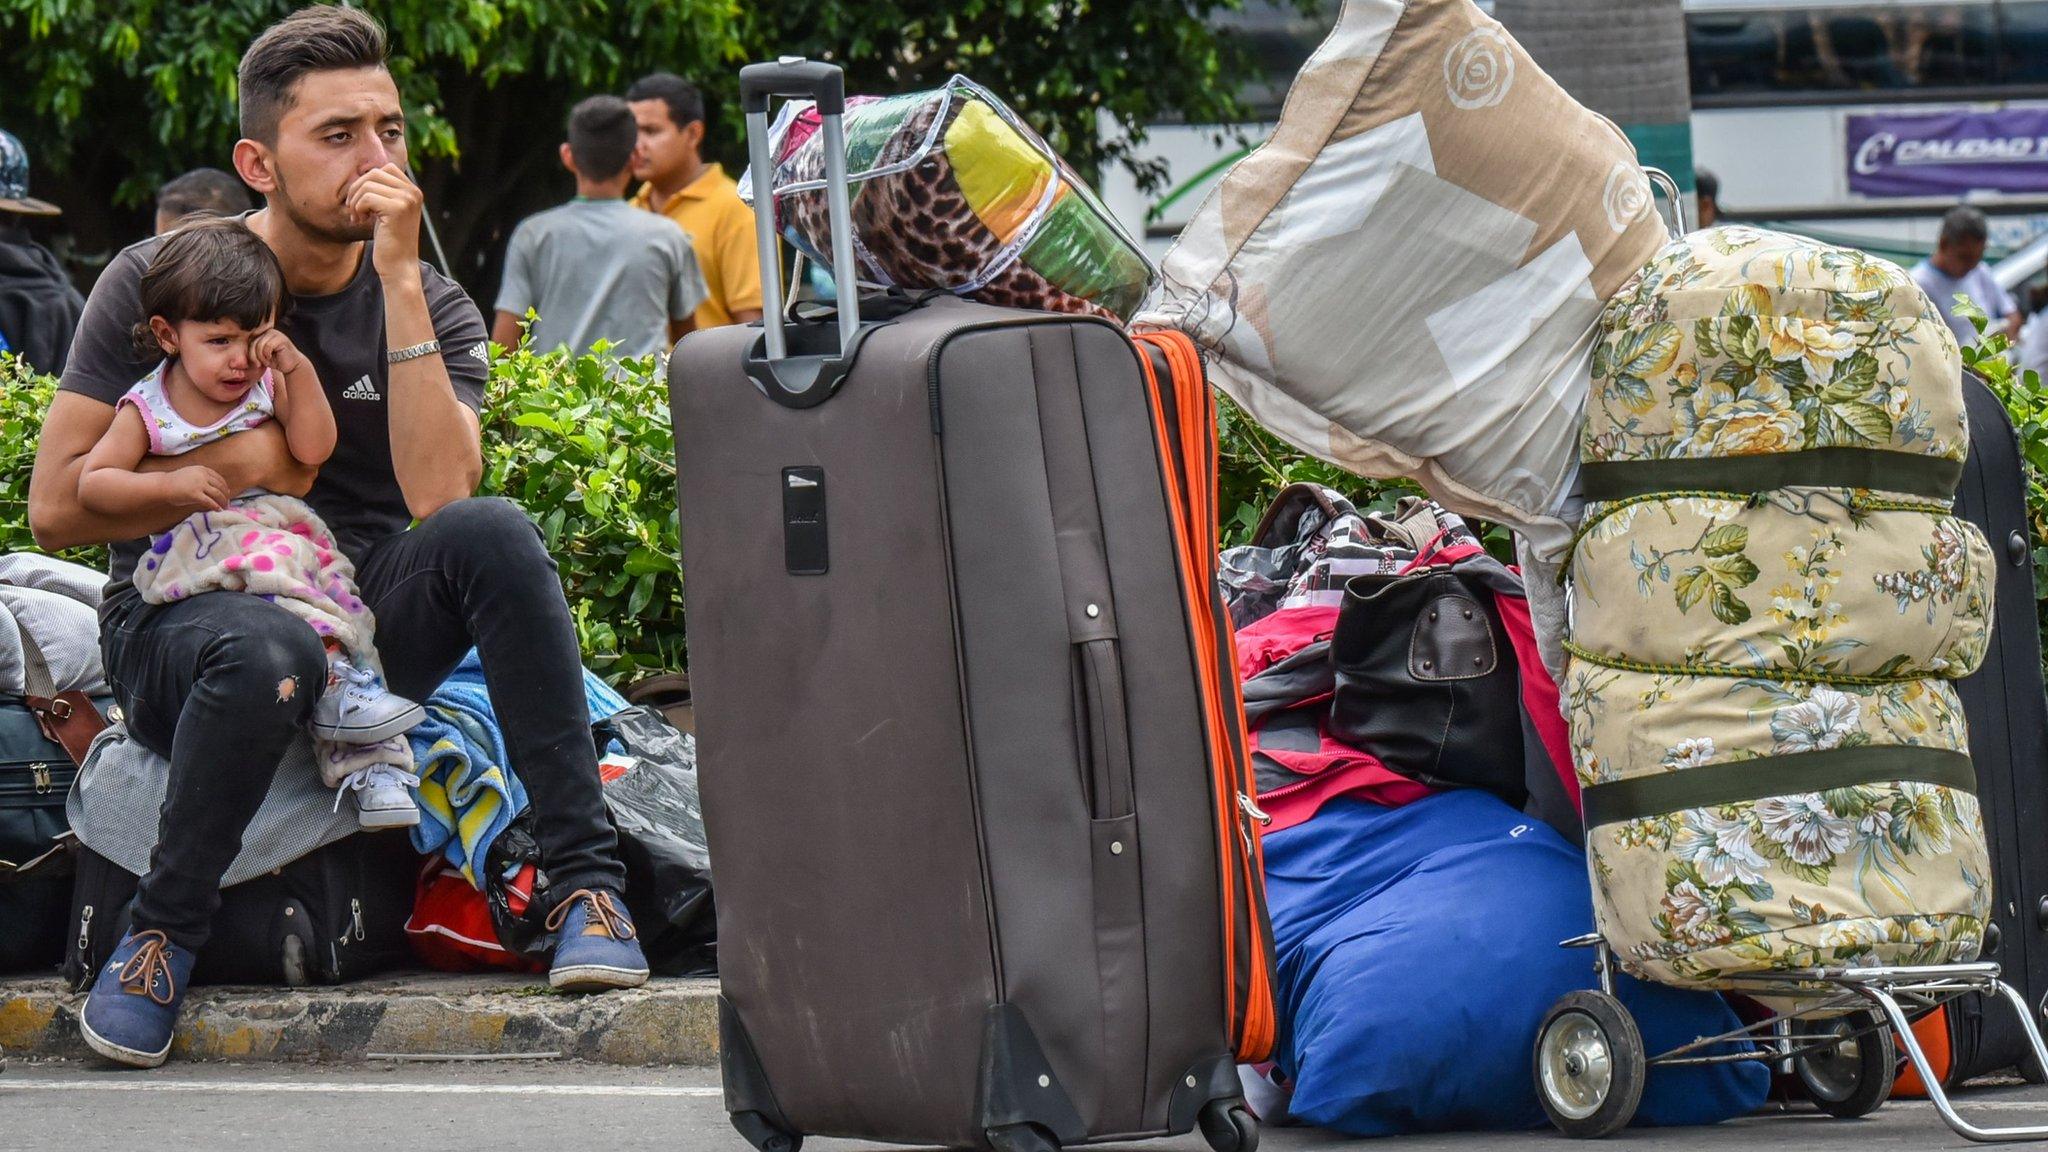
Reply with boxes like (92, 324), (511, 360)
(1263, 791), (1770, 1136)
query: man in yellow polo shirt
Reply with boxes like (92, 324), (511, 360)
(626, 73), (763, 329)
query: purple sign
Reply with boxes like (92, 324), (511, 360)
(1847, 108), (2048, 198)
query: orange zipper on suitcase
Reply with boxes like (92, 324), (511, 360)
(1133, 329), (1278, 1064)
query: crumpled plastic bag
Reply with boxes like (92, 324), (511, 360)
(745, 76), (1154, 321)
(488, 705), (716, 976)
(593, 705), (715, 976)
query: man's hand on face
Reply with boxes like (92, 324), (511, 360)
(345, 164), (424, 286)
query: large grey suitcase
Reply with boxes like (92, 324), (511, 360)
(668, 59), (1269, 1152)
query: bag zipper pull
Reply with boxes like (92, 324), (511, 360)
(1237, 791), (1272, 826)
(32, 763), (52, 794)
(351, 898), (366, 942)
(77, 905), (93, 953)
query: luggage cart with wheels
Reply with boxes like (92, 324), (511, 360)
(1533, 933), (2048, 1142)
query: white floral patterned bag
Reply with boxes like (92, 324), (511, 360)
(1565, 227), (1993, 992)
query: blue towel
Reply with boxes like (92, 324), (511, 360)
(407, 649), (631, 886)
(1264, 793), (1770, 1136)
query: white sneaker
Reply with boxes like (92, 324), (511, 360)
(312, 657), (426, 744)
(335, 765), (422, 830)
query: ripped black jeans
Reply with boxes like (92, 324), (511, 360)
(101, 497), (625, 951)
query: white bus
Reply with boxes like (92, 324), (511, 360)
(1106, 0), (2048, 267)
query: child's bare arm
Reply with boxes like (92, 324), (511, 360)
(77, 406), (230, 516)
(257, 331), (336, 467)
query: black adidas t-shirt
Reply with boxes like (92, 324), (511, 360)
(58, 228), (489, 611)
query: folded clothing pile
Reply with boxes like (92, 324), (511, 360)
(1222, 486), (1575, 833)
(1567, 225), (1994, 992)
(751, 76), (1152, 321)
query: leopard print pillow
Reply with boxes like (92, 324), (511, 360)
(778, 99), (1126, 321)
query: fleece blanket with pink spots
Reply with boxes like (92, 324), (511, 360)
(132, 494), (382, 675)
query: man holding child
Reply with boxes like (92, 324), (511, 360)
(28, 4), (649, 1069)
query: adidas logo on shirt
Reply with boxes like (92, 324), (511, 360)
(341, 375), (381, 402)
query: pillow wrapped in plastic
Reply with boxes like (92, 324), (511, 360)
(748, 77), (1154, 322)
(1131, 0), (1671, 564)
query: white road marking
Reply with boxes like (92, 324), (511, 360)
(0, 1078), (722, 1098)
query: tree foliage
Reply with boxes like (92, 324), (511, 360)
(1, 0), (1264, 298)
(740, 0), (1264, 193)
(4, 0), (744, 291)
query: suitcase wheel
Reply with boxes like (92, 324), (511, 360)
(731, 1109), (802, 1152)
(1197, 1099), (1259, 1152)
(985, 1122), (1060, 1152)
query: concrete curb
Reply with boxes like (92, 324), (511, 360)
(0, 973), (720, 1065)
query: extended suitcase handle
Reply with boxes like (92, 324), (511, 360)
(739, 57), (868, 408)
(738, 58), (844, 116)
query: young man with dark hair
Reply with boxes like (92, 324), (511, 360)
(30, 4), (649, 1070)
(626, 72), (763, 329)
(1913, 205), (2019, 344)
(492, 95), (705, 358)
(154, 167), (256, 235)
(0, 128), (86, 374)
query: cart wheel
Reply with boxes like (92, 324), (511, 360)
(1197, 1099), (1260, 1152)
(1534, 990), (1646, 1139)
(1795, 1010), (1895, 1119)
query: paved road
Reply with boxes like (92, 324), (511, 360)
(5, 1061), (2048, 1151)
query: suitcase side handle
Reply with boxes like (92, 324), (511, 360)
(741, 56), (865, 407)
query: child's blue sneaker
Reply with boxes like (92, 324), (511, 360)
(80, 929), (194, 1068)
(545, 888), (650, 992)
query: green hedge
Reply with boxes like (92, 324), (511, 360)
(5, 331), (2044, 681)
(0, 345), (683, 684)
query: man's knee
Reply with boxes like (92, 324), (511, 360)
(421, 497), (546, 565)
(203, 602), (327, 713)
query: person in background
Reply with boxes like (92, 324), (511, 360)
(2018, 284), (2048, 379)
(1913, 206), (2020, 345)
(155, 167), (255, 235)
(626, 73), (763, 329)
(1694, 167), (1719, 229)
(492, 96), (705, 359)
(0, 129), (85, 374)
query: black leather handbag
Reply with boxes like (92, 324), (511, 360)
(1328, 565), (1530, 809)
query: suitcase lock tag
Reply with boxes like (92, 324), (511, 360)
(783, 467), (829, 576)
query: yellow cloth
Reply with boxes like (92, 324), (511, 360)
(944, 101), (1057, 244)
(632, 163), (762, 329)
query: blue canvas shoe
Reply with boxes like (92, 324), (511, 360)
(79, 929), (194, 1068)
(545, 888), (650, 992)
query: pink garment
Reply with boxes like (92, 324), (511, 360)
(1236, 603), (1336, 680)
(118, 361), (276, 457)
(1238, 605), (1434, 834)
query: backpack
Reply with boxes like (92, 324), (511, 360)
(61, 815), (416, 989)
(61, 719), (410, 987)
(0, 556), (112, 973)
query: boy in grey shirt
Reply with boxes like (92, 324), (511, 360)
(1911, 206), (2018, 347)
(493, 96), (707, 359)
